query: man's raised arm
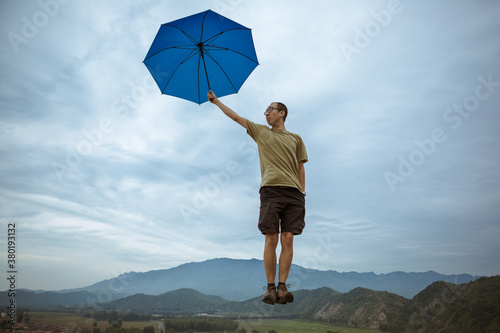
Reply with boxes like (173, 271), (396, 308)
(208, 90), (248, 129)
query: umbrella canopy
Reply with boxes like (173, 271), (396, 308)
(144, 10), (259, 104)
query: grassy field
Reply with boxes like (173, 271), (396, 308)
(26, 312), (161, 332)
(236, 319), (381, 333)
(24, 312), (380, 333)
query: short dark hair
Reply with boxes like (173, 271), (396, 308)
(275, 102), (288, 122)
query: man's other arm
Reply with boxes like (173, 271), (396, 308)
(298, 161), (305, 193)
(208, 90), (247, 129)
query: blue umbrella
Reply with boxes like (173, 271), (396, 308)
(143, 9), (259, 104)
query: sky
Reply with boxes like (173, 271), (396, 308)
(1, 0), (499, 291)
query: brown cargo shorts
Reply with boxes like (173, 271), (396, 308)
(258, 186), (306, 235)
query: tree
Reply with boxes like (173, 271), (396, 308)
(143, 326), (155, 333)
(16, 309), (24, 323)
(1, 320), (10, 332)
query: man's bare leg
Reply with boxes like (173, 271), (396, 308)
(278, 232), (294, 283)
(275, 232), (294, 304)
(262, 232), (280, 304)
(263, 232), (279, 283)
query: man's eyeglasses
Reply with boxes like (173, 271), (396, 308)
(264, 107), (281, 115)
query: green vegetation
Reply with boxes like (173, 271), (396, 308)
(9, 312), (379, 333)
(421, 276), (500, 333)
(23, 312), (161, 333)
(163, 316), (238, 332)
(103, 323), (156, 333)
(79, 309), (152, 322)
(385, 276), (500, 332)
(236, 319), (380, 333)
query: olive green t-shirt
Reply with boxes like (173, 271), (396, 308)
(246, 120), (308, 192)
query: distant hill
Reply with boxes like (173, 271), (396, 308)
(104, 288), (228, 315)
(397, 275), (500, 332)
(58, 258), (479, 301)
(0, 290), (108, 307)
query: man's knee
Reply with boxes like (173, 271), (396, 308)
(280, 232), (294, 248)
(265, 232), (279, 247)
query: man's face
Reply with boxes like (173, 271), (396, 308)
(265, 103), (282, 126)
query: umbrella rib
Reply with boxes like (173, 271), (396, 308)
(203, 28), (248, 45)
(203, 29), (259, 64)
(160, 49), (200, 94)
(144, 45), (197, 62)
(203, 49), (238, 93)
(162, 23), (199, 45)
(204, 46), (259, 65)
(200, 11), (210, 43)
(143, 24), (200, 62)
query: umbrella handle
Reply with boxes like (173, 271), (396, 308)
(208, 91), (215, 102)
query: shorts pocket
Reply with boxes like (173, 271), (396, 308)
(258, 202), (280, 234)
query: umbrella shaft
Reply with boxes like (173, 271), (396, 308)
(199, 44), (211, 91)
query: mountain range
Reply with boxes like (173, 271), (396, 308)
(2, 258), (499, 332)
(54, 258), (478, 302)
(7, 277), (499, 332)
(71, 276), (500, 332)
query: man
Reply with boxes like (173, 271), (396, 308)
(208, 90), (308, 305)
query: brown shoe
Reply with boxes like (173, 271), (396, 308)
(276, 285), (294, 304)
(262, 286), (277, 305)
